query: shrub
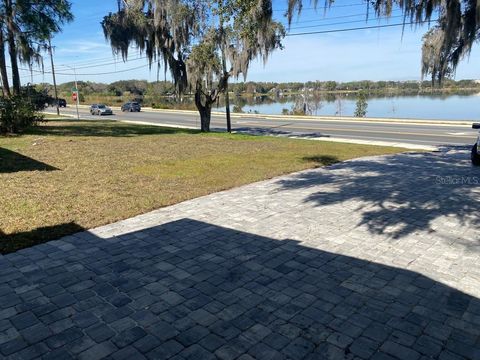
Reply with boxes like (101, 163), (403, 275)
(354, 91), (368, 118)
(152, 102), (174, 109)
(232, 105), (244, 113)
(0, 87), (50, 134)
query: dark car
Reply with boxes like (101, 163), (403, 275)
(472, 123), (480, 165)
(56, 98), (67, 107)
(49, 98), (67, 108)
(121, 102), (141, 112)
(90, 104), (113, 116)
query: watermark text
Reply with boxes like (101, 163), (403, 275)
(435, 176), (480, 185)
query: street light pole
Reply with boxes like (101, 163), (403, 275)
(61, 63), (80, 120)
(48, 38), (60, 116)
(73, 65), (80, 121)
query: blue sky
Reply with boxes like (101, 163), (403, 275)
(19, 0), (480, 85)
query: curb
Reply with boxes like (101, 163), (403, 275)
(119, 120), (196, 130)
(115, 119), (437, 151)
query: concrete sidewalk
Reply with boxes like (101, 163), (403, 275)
(1, 148), (479, 359)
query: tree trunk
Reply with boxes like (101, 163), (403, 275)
(195, 89), (212, 132)
(223, 80), (231, 132)
(0, 30), (11, 97)
(199, 106), (211, 132)
(6, 0), (20, 95)
(220, 23), (231, 132)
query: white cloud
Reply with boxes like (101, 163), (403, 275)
(55, 40), (111, 55)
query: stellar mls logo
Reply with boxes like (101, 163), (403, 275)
(435, 175), (480, 185)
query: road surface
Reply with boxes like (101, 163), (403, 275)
(49, 106), (479, 147)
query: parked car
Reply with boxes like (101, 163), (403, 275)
(47, 98), (67, 108)
(472, 123), (480, 165)
(90, 104), (113, 116)
(54, 98), (67, 107)
(121, 102), (141, 112)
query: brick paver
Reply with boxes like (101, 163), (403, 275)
(1, 148), (479, 359)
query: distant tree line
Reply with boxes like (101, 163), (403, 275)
(229, 79), (480, 94)
(41, 78), (480, 101)
(41, 80), (176, 98)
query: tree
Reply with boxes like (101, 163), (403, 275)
(0, 85), (51, 134)
(354, 91), (368, 117)
(102, 0), (284, 132)
(286, 0), (478, 84)
(421, 28), (454, 85)
(0, 0), (73, 96)
(370, 0), (474, 84)
(0, 26), (9, 96)
(324, 81), (337, 92)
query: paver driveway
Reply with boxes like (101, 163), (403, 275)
(1, 148), (479, 360)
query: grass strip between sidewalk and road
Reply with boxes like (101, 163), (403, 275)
(1, 119), (406, 254)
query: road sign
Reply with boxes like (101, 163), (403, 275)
(71, 87), (78, 92)
(72, 92), (77, 101)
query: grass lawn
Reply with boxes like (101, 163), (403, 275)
(1, 119), (404, 253)
(43, 114), (73, 120)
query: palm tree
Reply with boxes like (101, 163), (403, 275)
(0, 27), (11, 96)
(0, 0), (73, 96)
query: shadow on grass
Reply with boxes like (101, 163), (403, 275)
(303, 155), (339, 167)
(27, 119), (199, 138)
(2, 218), (479, 359)
(0, 148), (59, 173)
(0, 222), (85, 254)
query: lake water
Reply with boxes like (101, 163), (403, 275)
(216, 93), (480, 121)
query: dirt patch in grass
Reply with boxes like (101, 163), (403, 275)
(0, 119), (405, 253)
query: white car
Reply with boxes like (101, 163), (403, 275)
(472, 123), (480, 165)
(90, 104), (113, 116)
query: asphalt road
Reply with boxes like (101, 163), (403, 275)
(49, 106), (479, 147)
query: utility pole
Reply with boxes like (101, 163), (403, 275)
(63, 63), (80, 120)
(48, 38), (60, 116)
(73, 65), (80, 121)
(220, 22), (231, 133)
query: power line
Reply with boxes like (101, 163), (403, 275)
(274, 1), (370, 12)
(55, 55), (131, 68)
(288, 14), (406, 30)
(45, 56), (148, 72)
(49, 52), (139, 67)
(15, 63), (150, 77)
(61, 64), (151, 76)
(53, 56), (124, 68)
(286, 21), (435, 36)
(284, 9), (402, 25)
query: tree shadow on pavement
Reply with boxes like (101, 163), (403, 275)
(277, 147), (480, 242)
(234, 126), (331, 139)
(1, 218), (479, 359)
(0, 222), (85, 254)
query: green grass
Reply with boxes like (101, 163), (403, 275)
(0, 119), (405, 253)
(42, 114), (73, 120)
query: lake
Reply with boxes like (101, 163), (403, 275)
(214, 93), (480, 121)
